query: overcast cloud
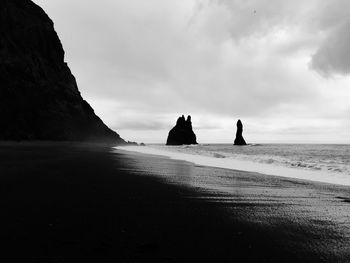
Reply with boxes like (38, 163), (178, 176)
(33, 0), (350, 143)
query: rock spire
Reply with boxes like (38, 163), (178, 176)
(166, 115), (198, 145)
(234, 120), (247, 145)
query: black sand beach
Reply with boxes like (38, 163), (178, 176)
(1, 143), (350, 262)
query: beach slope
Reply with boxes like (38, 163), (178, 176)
(0, 143), (349, 262)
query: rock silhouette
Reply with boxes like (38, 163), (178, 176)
(0, 0), (125, 144)
(166, 115), (198, 145)
(234, 120), (247, 145)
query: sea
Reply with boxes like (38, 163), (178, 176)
(116, 144), (350, 186)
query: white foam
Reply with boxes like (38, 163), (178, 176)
(116, 145), (350, 186)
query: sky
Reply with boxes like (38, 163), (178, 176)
(33, 0), (350, 143)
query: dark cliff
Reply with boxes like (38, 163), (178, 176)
(234, 119), (247, 145)
(166, 115), (198, 145)
(0, 0), (125, 143)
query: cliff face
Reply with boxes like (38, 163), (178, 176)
(0, 0), (125, 143)
(234, 120), (247, 145)
(166, 115), (198, 145)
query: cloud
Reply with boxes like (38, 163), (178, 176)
(32, 0), (350, 143)
(36, 0), (320, 116)
(311, 20), (350, 76)
(306, 0), (350, 76)
(204, 0), (350, 78)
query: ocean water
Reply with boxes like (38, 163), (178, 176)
(117, 144), (350, 186)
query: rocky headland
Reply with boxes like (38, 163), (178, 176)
(166, 115), (198, 145)
(0, 0), (125, 144)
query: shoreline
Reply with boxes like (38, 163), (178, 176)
(116, 145), (350, 187)
(115, 146), (350, 261)
(1, 142), (350, 262)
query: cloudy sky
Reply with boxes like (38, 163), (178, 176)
(34, 0), (350, 143)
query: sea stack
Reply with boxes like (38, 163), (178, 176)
(0, 0), (125, 144)
(166, 115), (198, 145)
(234, 120), (247, 145)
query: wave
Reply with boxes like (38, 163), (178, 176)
(116, 144), (350, 186)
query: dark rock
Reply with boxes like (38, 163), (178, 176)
(0, 0), (125, 144)
(166, 115), (198, 145)
(140, 143), (146, 146)
(234, 120), (247, 145)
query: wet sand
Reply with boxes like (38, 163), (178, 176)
(0, 142), (350, 262)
